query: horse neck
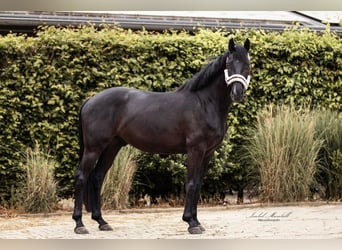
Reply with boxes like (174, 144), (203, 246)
(197, 73), (233, 119)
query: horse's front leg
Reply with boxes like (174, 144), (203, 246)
(182, 144), (206, 234)
(192, 154), (213, 232)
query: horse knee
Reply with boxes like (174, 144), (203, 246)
(74, 177), (83, 189)
(185, 181), (196, 193)
(93, 172), (105, 186)
(74, 172), (87, 188)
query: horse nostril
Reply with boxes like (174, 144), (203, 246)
(233, 87), (239, 97)
(234, 83), (243, 94)
(231, 83), (244, 102)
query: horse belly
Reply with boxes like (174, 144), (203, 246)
(118, 118), (187, 154)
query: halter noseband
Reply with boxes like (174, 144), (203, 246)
(224, 69), (250, 90)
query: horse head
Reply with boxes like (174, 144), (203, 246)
(225, 38), (251, 102)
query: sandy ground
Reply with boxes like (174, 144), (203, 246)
(0, 203), (342, 239)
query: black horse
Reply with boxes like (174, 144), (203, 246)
(72, 38), (251, 234)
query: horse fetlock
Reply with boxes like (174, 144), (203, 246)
(92, 214), (106, 223)
(182, 213), (192, 223)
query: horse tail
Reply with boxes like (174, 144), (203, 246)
(78, 99), (93, 213)
(84, 172), (95, 213)
(78, 99), (88, 164)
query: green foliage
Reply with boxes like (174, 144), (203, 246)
(0, 25), (341, 204)
(133, 153), (186, 201)
(314, 111), (342, 200)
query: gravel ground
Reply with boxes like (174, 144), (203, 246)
(0, 204), (342, 239)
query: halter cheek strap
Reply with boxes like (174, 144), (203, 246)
(224, 69), (250, 90)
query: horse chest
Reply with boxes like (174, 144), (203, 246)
(204, 110), (227, 142)
(207, 125), (226, 148)
(186, 111), (226, 151)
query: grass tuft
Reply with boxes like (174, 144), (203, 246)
(246, 104), (323, 202)
(18, 142), (58, 213)
(101, 146), (137, 210)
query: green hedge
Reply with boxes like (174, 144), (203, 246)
(0, 25), (341, 203)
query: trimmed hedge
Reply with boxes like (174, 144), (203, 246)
(0, 25), (341, 203)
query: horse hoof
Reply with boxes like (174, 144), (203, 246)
(74, 226), (89, 234)
(198, 224), (206, 232)
(188, 226), (203, 234)
(99, 224), (113, 231)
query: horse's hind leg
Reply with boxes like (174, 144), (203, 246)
(89, 139), (123, 231)
(73, 150), (100, 234)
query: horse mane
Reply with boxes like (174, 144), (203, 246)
(176, 52), (229, 92)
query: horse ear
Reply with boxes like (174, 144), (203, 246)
(244, 38), (250, 52)
(228, 38), (235, 53)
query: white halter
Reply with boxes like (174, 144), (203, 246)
(224, 69), (250, 90)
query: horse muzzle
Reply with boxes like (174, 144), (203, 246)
(224, 69), (250, 102)
(230, 82), (245, 102)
